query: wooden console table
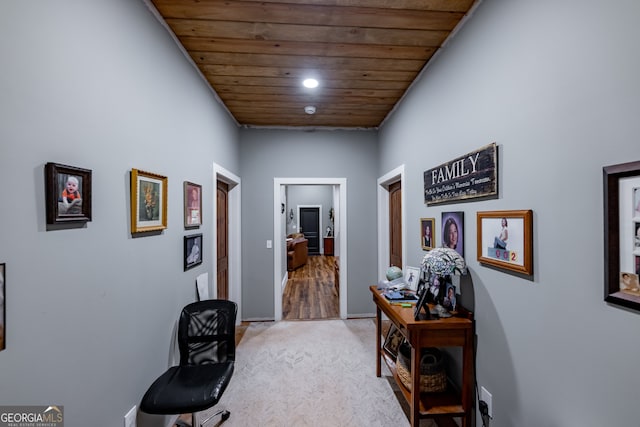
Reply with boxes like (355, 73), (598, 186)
(370, 286), (474, 427)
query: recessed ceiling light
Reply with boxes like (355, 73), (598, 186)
(304, 105), (316, 115)
(303, 78), (319, 88)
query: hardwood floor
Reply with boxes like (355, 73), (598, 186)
(282, 255), (339, 320)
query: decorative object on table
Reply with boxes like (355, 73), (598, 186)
(476, 210), (533, 275)
(184, 181), (202, 228)
(184, 234), (203, 271)
(0, 263), (5, 351)
(131, 169), (167, 234)
(396, 343), (447, 392)
(413, 285), (431, 320)
(383, 324), (404, 360)
(423, 142), (498, 206)
(421, 247), (467, 318)
(45, 163), (92, 225)
(404, 266), (421, 292)
(420, 217), (435, 251)
(441, 211), (464, 258)
(386, 265), (403, 281)
(603, 160), (640, 313)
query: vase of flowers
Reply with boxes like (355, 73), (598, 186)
(421, 248), (466, 317)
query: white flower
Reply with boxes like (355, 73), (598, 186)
(422, 247), (466, 276)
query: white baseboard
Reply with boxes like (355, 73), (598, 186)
(346, 312), (376, 319)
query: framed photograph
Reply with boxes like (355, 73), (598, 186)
(45, 163), (92, 224)
(0, 263), (4, 351)
(420, 217), (435, 250)
(603, 160), (640, 312)
(442, 211), (464, 258)
(477, 210), (533, 275)
(184, 233), (203, 271)
(404, 266), (421, 291)
(184, 181), (202, 228)
(130, 169), (167, 233)
(383, 324), (404, 359)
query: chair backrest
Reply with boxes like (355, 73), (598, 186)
(177, 300), (237, 366)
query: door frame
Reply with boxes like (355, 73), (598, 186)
(274, 177), (347, 321)
(377, 165), (406, 279)
(213, 163), (242, 322)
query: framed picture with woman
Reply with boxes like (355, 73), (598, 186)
(184, 181), (202, 228)
(420, 218), (435, 251)
(441, 212), (464, 258)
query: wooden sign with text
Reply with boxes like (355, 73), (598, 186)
(424, 143), (498, 205)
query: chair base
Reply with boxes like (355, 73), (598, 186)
(175, 409), (230, 427)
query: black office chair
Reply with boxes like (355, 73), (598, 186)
(141, 300), (237, 426)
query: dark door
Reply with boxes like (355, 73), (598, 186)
(300, 207), (320, 254)
(217, 180), (229, 300)
(389, 181), (402, 268)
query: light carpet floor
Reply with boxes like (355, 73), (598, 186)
(201, 319), (436, 427)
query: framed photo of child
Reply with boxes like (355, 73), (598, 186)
(184, 181), (202, 228)
(45, 163), (92, 225)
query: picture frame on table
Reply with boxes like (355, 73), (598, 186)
(603, 160), (640, 312)
(383, 324), (404, 359)
(130, 169), (167, 234)
(184, 181), (202, 228)
(420, 217), (435, 250)
(477, 210), (533, 275)
(45, 163), (92, 224)
(404, 266), (421, 292)
(184, 234), (203, 271)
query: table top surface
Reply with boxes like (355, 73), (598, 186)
(370, 286), (473, 330)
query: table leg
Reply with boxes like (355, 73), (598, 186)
(375, 306), (381, 377)
(410, 344), (420, 427)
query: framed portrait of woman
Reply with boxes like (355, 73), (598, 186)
(184, 181), (202, 228)
(420, 218), (435, 251)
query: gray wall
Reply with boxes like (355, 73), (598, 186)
(0, 1), (239, 426)
(239, 129), (378, 319)
(379, 0), (640, 425)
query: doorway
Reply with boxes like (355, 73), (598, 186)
(377, 166), (406, 278)
(213, 163), (241, 321)
(273, 178), (347, 321)
(216, 180), (229, 300)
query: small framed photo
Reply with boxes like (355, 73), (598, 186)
(443, 283), (457, 312)
(442, 211), (464, 258)
(420, 217), (435, 250)
(130, 169), (167, 234)
(477, 210), (533, 275)
(404, 266), (421, 291)
(184, 181), (202, 228)
(45, 163), (92, 224)
(383, 324), (404, 359)
(0, 263), (5, 351)
(604, 161), (640, 312)
(184, 234), (203, 271)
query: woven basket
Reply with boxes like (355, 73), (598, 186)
(396, 344), (447, 392)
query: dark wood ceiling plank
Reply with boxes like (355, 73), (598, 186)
(207, 75), (411, 90)
(191, 51), (424, 72)
(200, 64), (417, 81)
(214, 84), (404, 99)
(179, 37), (436, 61)
(153, 0), (475, 14)
(166, 19), (449, 47)
(153, 0), (464, 31)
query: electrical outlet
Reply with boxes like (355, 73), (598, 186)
(480, 386), (493, 418)
(124, 405), (136, 427)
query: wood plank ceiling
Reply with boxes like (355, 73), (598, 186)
(148, 0), (478, 129)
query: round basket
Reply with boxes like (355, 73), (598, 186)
(396, 344), (447, 392)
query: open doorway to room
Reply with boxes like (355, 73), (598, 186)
(274, 178), (347, 321)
